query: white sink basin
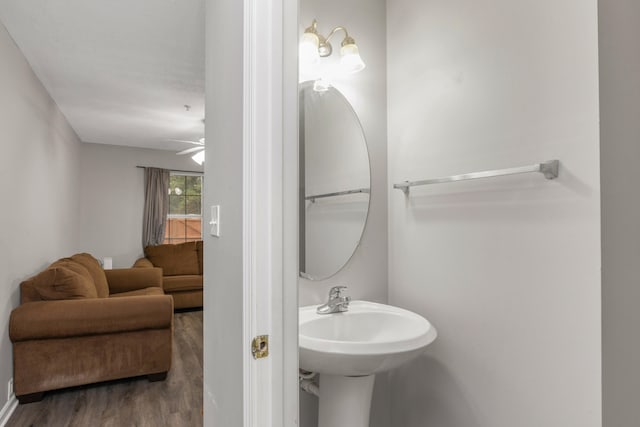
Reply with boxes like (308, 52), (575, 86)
(299, 300), (437, 376)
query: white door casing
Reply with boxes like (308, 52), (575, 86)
(242, 0), (298, 426)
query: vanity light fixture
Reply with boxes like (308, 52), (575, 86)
(299, 19), (366, 74)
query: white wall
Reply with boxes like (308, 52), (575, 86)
(78, 143), (203, 268)
(0, 21), (82, 410)
(298, 0), (389, 426)
(387, 1), (601, 426)
(599, 1), (640, 425)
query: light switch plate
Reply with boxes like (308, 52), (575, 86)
(210, 205), (220, 237)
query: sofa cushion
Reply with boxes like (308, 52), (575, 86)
(19, 279), (41, 304)
(144, 242), (199, 276)
(50, 259), (94, 284)
(69, 253), (110, 298)
(9, 296), (173, 342)
(32, 267), (98, 300)
(21, 259), (96, 303)
(162, 275), (203, 293)
(103, 268), (163, 294)
(109, 287), (165, 298)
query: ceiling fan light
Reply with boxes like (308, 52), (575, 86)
(192, 150), (205, 165)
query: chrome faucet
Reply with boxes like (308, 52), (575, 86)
(317, 286), (351, 314)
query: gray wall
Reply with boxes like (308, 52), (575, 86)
(202, 0), (244, 424)
(387, 1), (602, 426)
(298, 0), (387, 307)
(0, 21), (82, 408)
(599, 1), (640, 426)
(78, 142), (203, 268)
(298, 0), (389, 426)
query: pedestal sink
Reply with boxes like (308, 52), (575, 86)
(299, 301), (437, 427)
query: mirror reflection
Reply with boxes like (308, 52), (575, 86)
(299, 82), (371, 280)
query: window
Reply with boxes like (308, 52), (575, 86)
(164, 174), (202, 244)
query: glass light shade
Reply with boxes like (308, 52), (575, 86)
(192, 150), (205, 165)
(340, 43), (366, 74)
(299, 32), (321, 66)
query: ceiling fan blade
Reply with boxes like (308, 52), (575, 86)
(177, 146), (205, 155)
(169, 139), (205, 146)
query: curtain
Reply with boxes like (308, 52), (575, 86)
(142, 167), (170, 247)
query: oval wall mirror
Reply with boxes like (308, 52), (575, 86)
(299, 81), (371, 281)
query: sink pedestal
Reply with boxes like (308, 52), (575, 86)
(318, 374), (375, 427)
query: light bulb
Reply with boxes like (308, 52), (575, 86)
(340, 43), (366, 74)
(299, 32), (320, 67)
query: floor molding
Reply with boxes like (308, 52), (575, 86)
(0, 395), (18, 427)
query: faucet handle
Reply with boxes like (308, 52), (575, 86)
(329, 285), (347, 298)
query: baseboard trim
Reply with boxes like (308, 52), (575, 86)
(0, 394), (18, 427)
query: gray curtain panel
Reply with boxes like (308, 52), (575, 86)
(142, 167), (170, 247)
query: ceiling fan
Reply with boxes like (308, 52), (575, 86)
(173, 138), (205, 165)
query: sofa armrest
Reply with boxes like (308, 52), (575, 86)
(133, 257), (154, 268)
(105, 267), (163, 294)
(9, 295), (173, 342)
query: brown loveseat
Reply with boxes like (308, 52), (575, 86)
(9, 253), (173, 403)
(133, 241), (203, 310)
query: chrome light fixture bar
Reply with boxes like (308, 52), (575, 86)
(299, 19), (366, 74)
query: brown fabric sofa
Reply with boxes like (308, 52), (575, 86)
(9, 253), (173, 404)
(133, 241), (203, 310)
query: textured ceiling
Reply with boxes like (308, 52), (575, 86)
(0, 0), (205, 151)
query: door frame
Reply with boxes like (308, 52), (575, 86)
(242, 0), (298, 425)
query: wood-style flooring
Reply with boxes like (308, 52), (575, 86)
(7, 310), (203, 427)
